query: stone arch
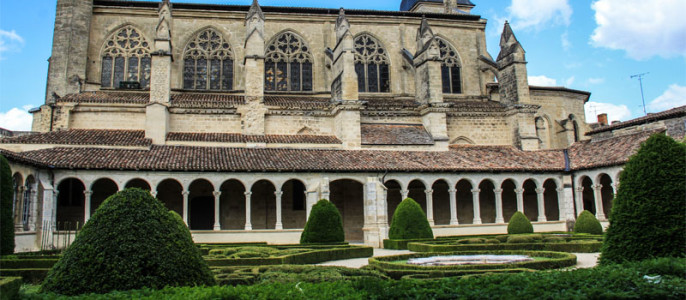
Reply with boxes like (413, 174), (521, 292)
(432, 179), (451, 225)
(182, 26), (235, 91)
(125, 178), (151, 190)
(156, 178), (183, 216)
(297, 126), (315, 135)
(522, 179), (538, 221)
(90, 178), (119, 215)
(407, 179), (428, 215)
(188, 179), (215, 230)
(535, 115), (553, 149)
(56, 178), (86, 230)
(21, 175), (37, 231)
(250, 180), (277, 229)
(384, 179), (403, 225)
(99, 24), (152, 89)
(281, 179), (307, 229)
(580, 176), (596, 215)
(219, 179), (246, 230)
(353, 32), (391, 93)
(450, 136), (475, 145)
(598, 173), (614, 218)
(265, 30), (313, 92)
(330, 179), (364, 242)
(543, 179), (560, 221)
(478, 179), (496, 223)
(455, 179), (474, 224)
(500, 179), (518, 222)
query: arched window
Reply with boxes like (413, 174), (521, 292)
(22, 177), (34, 231)
(354, 34), (390, 93)
(265, 32), (313, 92)
(101, 26), (152, 89)
(183, 29), (234, 91)
(435, 38), (462, 94)
(535, 116), (550, 149)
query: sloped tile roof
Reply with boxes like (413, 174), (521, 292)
(0, 130), (151, 147)
(568, 130), (660, 170)
(171, 93), (245, 108)
(263, 96), (331, 109)
(57, 92), (149, 104)
(361, 123), (434, 145)
(586, 105), (686, 135)
(167, 132), (341, 144)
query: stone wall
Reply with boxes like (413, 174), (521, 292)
(169, 113), (242, 133)
(447, 114), (512, 145)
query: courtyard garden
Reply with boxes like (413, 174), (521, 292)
(1, 134), (685, 299)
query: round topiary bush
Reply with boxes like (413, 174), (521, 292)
(507, 211), (533, 234)
(601, 134), (686, 264)
(0, 155), (14, 255)
(300, 199), (345, 244)
(574, 210), (603, 235)
(388, 198), (433, 240)
(41, 188), (214, 295)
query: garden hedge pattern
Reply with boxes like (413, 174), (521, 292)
(574, 210), (603, 235)
(507, 212), (533, 234)
(389, 198), (433, 240)
(300, 200), (345, 244)
(0, 155), (14, 255)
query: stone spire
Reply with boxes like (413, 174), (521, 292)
(335, 8), (351, 43)
(416, 16), (434, 52)
(497, 21), (525, 62)
(155, 0), (172, 48)
(246, 0), (265, 38)
(146, 0), (174, 145)
(240, 0), (267, 135)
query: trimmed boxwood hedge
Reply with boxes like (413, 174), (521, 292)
(41, 188), (215, 295)
(376, 268), (535, 280)
(508, 212), (533, 234)
(301, 200), (345, 244)
(0, 259), (58, 269)
(574, 210), (603, 234)
(0, 276), (21, 300)
(407, 241), (602, 253)
(389, 198), (434, 240)
(369, 250), (577, 272)
(205, 245), (373, 266)
(0, 155), (14, 256)
(383, 238), (435, 250)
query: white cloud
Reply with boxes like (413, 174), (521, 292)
(0, 107), (34, 131)
(565, 76), (575, 87)
(588, 77), (605, 85)
(648, 84), (686, 112)
(0, 29), (24, 60)
(585, 101), (632, 122)
(561, 31), (571, 50)
(591, 0), (686, 60)
(508, 0), (572, 30)
(528, 75), (557, 86)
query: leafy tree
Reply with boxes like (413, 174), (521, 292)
(300, 200), (345, 244)
(508, 211), (534, 234)
(574, 210), (603, 234)
(0, 155), (14, 255)
(601, 134), (686, 264)
(388, 198), (433, 240)
(41, 188), (214, 295)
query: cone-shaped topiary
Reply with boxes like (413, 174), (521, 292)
(389, 198), (433, 240)
(41, 188), (214, 295)
(0, 155), (14, 255)
(574, 210), (603, 234)
(507, 211), (534, 234)
(300, 199), (345, 244)
(601, 134), (686, 264)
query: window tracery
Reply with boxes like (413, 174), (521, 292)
(101, 26), (152, 89)
(435, 38), (462, 94)
(183, 29), (234, 91)
(354, 34), (390, 93)
(265, 32), (313, 92)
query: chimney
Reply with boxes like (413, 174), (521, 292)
(597, 113), (608, 126)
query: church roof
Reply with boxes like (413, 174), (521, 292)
(400, 0), (475, 12)
(586, 105), (686, 135)
(361, 123), (434, 145)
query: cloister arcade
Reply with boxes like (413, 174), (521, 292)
(9, 166), (622, 246)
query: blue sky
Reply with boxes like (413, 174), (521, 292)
(1, 0), (685, 130)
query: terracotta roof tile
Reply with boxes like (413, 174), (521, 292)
(0, 130), (151, 147)
(171, 93), (245, 108)
(361, 123), (434, 145)
(363, 98), (420, 110)
(568, 130), (660, 170)
(58, 91), (149, 104)
(167, 132), (341, 144)
(264, 96), (331, 109)
(586, 106), (686, 135)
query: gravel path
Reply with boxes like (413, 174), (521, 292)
(317, 249), (600, 269)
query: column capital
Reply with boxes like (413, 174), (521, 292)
(535, 188), (545, 194)
(494, 188), (503, 194)
(448, 189), (457, 193)
(213, 191), (221, 197)
(556, 187), (564, 192)
(471, 189), (480, 193)
(515, 188), (524, 194)
(151, 191), (158, 197)
(244, 191), (253, 196)
(575, 187), (584, 193)
(182, 191), (190, 196)
(592, 184), (602, 190)
(612, 183), (619, 188)
(424, 189), (433, 194)
(83, 190), (93, 196)
(274, 191), (284, 197)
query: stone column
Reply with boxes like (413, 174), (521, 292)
(536, 188), (547, 222)
(213, 191), (221, 231)
(425, 189), (434, 226)
(275, 191), (283, 230)
(471, 189), (482, 224)
(448, 188), (458, 225)
(401, 189), (409, 200)
(83, 190), (92, 223)
(182, 191), (189, 226)
(52, 191), (59, 228)
(556, 187), (567, 220)
(515, 188), (524, 212)
(306, 191), (318, 221)
(592, 184), (606, 220)
(29, 189), (38, 231)
(244, 191), (253, 230)
(151, 191), (158, 198)
(494, 188), (504, 223)
(14, 186), (25, 230)
(611, 183), (618, 196)
(574, 187), (584, 216)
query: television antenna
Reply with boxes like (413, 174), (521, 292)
(630, 72), (649, 116)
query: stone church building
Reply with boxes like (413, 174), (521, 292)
(2, 0), (684, 251)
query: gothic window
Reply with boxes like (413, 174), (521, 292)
(354, 34), (390, 93)
(101, 26), (152, 89)
(183, 29), (234, 91)
(265, 32), (313, 92)
(435, 38), (462, 94)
